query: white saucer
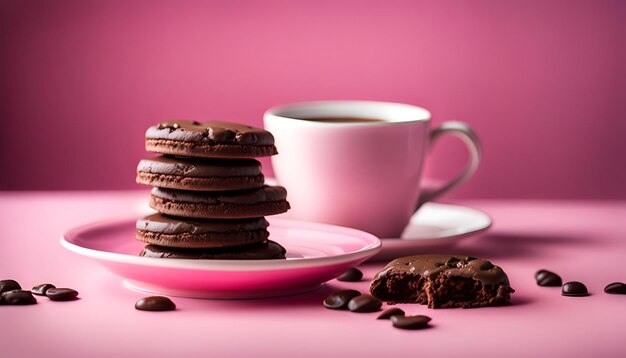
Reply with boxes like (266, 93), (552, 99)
(373, 202), (492, 260)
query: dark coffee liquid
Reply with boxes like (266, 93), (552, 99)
(297, 117), (386, 123)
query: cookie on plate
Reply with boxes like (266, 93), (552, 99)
(136, 155), (265, 191)
(145, 120), (277, 158)
(149, 185), (290, 219)
(140, 240), (286, 260)
(136, 213), (269, 249)
(370, 254), (514, 308)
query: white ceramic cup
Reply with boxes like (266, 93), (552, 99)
(264, 101), (480, 238)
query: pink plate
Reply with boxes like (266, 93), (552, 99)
(60, 217), (381, 299)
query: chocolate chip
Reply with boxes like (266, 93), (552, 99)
(191, 120), (201, 125)
(465, 256), (477, 262)
(209, 128), (236, 142)
(391, 315), (432, 330)
(337, 268), (363, 282)
(157, 122), (180, 130)
(1, 290), (37, 305)
(445, 257), (460, 266)
(604, 282), (626, 294)
(323, 289), (361, 310)
(479, 260), (494, 270)
(135, 296), (176, 311)
(46, 288), (79, 301)
(32, 283), (56, 296)
(0, 279), (21, 294)
(237, 131), (258, 144)
(377, 308), (405, 320)
(347, 294), (382, 313)
(435, 262), (445, 267)
(562, 281), (589, 297)
(535, 270), (562, 287)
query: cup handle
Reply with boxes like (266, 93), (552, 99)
(417, 121), (481, 207)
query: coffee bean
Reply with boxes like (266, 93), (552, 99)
(323, 289), (361, 310)
(337, 268), (363, 282)
(347, 294), (382, 313)
(535, 270), (562, 287)
(538, 274), (562, 287)
(1, 290), (37, 305)
(604, 282), (626, 295)
(391, 315), (432, 330)
(0, 279), (21, 294)
(536, 269), (557, 281)
(46, 288), (79, 301)
(135, 296), (176, 311)
(562, 281), (589, 297)
(377, 307), (405, 320)
(535, 269), (549, 280)
(32, 283), (56, 296)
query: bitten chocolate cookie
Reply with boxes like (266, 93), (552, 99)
(136, 213), (269, 249)
(149, 185), (290, 219)
(145, 120), (277, 158)
(140, 240), (286, 260)
(370, 255), (514, 308)
(136, 155), (265, 191)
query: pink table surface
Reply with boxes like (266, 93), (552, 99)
(1, 191), (625, 357)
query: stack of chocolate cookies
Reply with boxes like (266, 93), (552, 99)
(135, 120), (290, 260)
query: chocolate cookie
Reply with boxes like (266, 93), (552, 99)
(149, 185), (290, 219)
(145, 120), (277, 158)
(136, 155), (265, 191)
(370, 255), (514, 308)
(136, 213), (269, 249)
(140, 240), (286, 260)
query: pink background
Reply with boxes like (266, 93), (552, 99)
(1, 0), (625, 199)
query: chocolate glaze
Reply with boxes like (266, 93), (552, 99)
(373, 254), (510, 287)
(146, 120), (275, 146)
(137, 214), (269, 234)
(137, 156), (262, 178)
(150, 185), (287, 205)
(140, 240), (286, 260)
